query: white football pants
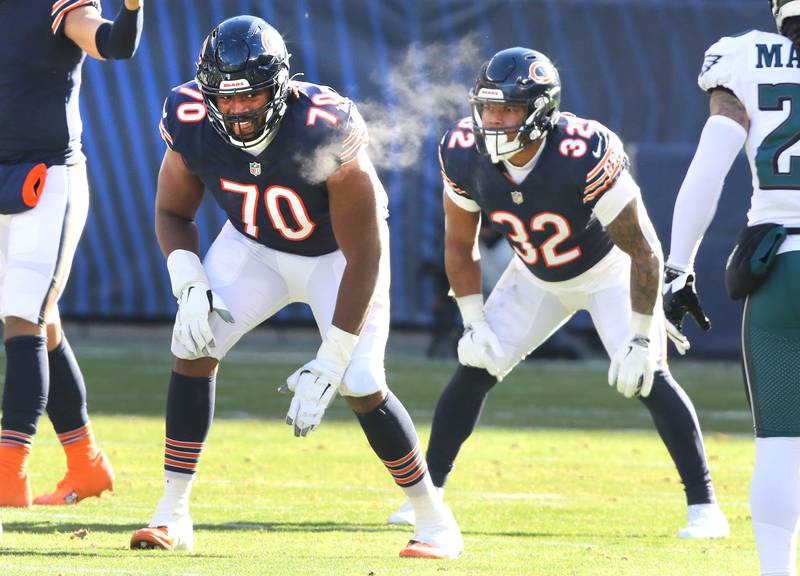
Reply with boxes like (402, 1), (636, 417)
(483, 248), (667, 380)
(171, 221), (391, 398)
(0, 163), (89, 325)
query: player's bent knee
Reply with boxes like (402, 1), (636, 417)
(340, 358), (388, 398)
(173, 356), (219, 378)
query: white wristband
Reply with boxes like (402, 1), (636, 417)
(166, 249), (209, 298)
(317, 325), (359, 373)
(630, 312), (653, 338)
(456, 294), (485, 326)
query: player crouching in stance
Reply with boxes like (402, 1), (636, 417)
(388, 47), (729, 539)
(128, 16), (462, 559)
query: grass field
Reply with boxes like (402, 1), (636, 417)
(0, 327), (765, 575)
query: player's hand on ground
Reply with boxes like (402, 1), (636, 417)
(663, 266), (710, 354)
(608, 335), (655, 398)
(457, 320), (504, 376)
(173, 281), (234, 357)
(280, 359), (340, 437)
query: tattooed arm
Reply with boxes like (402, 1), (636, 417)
(605, 199), (662, 316)
(709, 87), (749, 131)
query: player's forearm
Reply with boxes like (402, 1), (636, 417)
(95, 1), (143, 60)
(331, 254), (380, 335)
(605, 200), (661, 316)
(156, 210), (200, 259)
(444, 244), (482, 297)
(628, 253), (660, 315)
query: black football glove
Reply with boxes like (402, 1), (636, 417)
(662, 266), (710, 355)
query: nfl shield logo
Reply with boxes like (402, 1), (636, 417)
(249, 162), (261, 176)
(511, 191), (524, 205)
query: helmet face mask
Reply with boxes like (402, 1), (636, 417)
(770, 0), (800, 31)
(196, 16), (291, 149)
(469, 48), (561, 163)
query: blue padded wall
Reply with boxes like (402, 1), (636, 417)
(63, 0), (772, 355)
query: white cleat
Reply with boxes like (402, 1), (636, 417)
(130, 515), (194, 551)
(677, 503), (729, 539)
(400, 503), (463, 559)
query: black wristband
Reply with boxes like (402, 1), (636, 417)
(94, 4), (142, 60)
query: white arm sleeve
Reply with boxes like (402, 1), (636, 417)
(444, 180), (481, 212)
(666, 114), (747, 270)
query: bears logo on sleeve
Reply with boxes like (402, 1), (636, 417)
(339, 103), (369, 164)
(582, 126), (628, 206)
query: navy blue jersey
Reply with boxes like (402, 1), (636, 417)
(159, 81), (369, 256)
(440, 114), (628, 282)
(0, 0), (100, 165)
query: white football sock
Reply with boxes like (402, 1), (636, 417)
(151, 471), (194, 527)
(751, 437), (800, 576)
(404, 473), (445, 525)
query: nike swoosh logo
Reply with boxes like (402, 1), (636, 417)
(592, 140), (603, 158)
(319, 383), (332, 399)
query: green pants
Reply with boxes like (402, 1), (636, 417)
(743, 251), (800, 437)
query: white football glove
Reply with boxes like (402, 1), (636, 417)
(173, 282), (233, 357)
(457, 320), (504, 376)
(608, 335), (655, 399)
(454, 294), (504, 377)
(167, 249), (234, 358)
(279, 326), (358, 437)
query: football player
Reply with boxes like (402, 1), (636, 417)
(128, 16), (462, 559)
(387, 47), (729, 539)
(665, 2), (800, 573)
(0, 0), (143, 507)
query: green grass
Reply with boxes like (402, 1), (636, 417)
(0, 331), (763, 575)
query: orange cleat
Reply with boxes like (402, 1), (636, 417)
(130, 516), (193, 551)
(33, 449), (114, 505)
(0, 469), (31, 507)
(400, 539), (459, 559)
(0, 443), (32, 507)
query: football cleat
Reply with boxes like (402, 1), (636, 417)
(677, 503), (729, 539)
(33, 450), (114, 505)
(400, 502), (462, 560)
(130, 515), (194, 551)
(0, 470), (31, 507)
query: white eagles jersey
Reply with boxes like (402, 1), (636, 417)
(699, 30), (800, 226)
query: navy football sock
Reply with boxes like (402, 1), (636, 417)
(1, 335), (49, 437)
(164, 372), (215, 477)
(355, 392), (427, 487)
(426, 366), (497, 488)
(45, 337), (89, 434)
(639, 368), (714, 505)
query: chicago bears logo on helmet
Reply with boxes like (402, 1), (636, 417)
(529, 62), (556, 85)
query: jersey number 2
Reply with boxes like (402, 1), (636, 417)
(756, 83), (800, 190)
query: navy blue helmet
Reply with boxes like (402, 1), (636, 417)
(196, 15), (290, 148)
(469, 47), (561, 162)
